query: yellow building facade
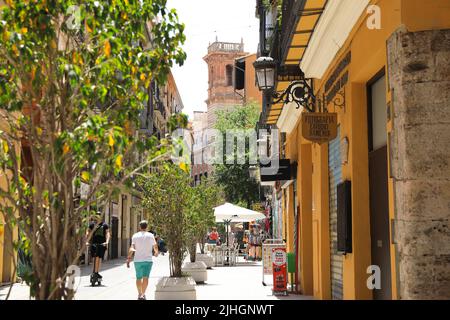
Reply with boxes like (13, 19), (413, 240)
(0, 119), (17, 285)
(259, 0), (450, 300)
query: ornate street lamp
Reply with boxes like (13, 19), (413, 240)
(253, 56), (277, 91)
(253, 56), (316, 113)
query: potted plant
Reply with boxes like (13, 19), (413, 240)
(140, 163), (196, 300)
(182, 180), (222, 281)
(196, 180), (223, 268)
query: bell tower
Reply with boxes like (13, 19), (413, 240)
(203, 39), (247, 130)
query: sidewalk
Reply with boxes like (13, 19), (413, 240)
(0, 254), (312, 300)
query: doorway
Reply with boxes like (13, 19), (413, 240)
(367, 70), (392, 300)
(121, 195), (128, 257)
(111, 216), (119, 259)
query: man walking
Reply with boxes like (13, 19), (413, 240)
(127, 220), (159, 300)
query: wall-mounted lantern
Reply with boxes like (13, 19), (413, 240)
(253, 56), (277, 91)
(253, 56), (316, 112)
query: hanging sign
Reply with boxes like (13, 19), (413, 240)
(302, 112), (338, 144)
(272, 247), (288, 294)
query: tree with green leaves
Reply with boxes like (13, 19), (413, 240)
(213, 103), (260, 209)
(0, 0), (185, 299)
(139, 163), (191, 278)
(186, 178), (223, 262)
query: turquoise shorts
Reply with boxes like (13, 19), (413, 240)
(134, 261), (153, 280)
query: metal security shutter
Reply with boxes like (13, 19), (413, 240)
(329, 127), (343, 300)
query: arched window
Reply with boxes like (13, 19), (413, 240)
(226, 65), (233, 86)
(209, 66), (214, 88)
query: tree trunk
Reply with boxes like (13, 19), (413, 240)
(200, 240), (205, 255)
(170, 248), (183, 278)
(189, 242), (196, 263)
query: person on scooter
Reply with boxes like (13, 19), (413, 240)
(86, 214), (110, 280)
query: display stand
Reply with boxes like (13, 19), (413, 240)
(262, 239), (286, 286)
(272, 247), (288, 296)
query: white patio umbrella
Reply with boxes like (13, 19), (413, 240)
(214, 203), (266, 247)
(214, 203), (266, 223)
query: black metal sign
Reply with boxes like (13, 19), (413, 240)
(260, 159), (293, 182)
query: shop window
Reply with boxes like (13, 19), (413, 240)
(234, 60), (245, 90)
(369, 75), (387, 151)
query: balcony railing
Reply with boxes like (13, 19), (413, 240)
(208, 41), (244, 53)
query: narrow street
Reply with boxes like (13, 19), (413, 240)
(0, 255), (311, 300)
(1, 0), (448, 306)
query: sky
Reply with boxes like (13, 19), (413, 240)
(166, 0), (260, 120)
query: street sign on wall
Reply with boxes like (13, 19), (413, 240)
(302, 112), (338, 144)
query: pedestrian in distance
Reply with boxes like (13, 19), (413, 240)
(156, 235), (168, 255)
(127, 220), (159, 300)
(207, 227), (220, 244)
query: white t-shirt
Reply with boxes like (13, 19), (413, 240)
(131, 231), (156, 262)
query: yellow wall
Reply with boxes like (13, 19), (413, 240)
(0, 213), (4, 283)
(244, 54), (263, 106)
(298, 142), (313, 295)
(284, 134), (295, 255)
(281, 189), (287, 241)
(0, 146), (4, 280)
(307, 0), (402, 300)
(0, 171), (16, 284)
(286, 186), (294, 254)
(0, 120), (13, 283)
(0, 114), (19, 284)
(401, 0), (450, 32)
(311, 143), (331, 299)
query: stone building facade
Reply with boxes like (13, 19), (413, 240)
(388, 27), (450, 299)
(191, 111), (209, 184)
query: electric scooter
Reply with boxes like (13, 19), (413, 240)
(90, 244), (104, 286)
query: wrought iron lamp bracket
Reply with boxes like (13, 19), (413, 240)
(315, 87), (346, 113)
(271, 80), (316, 113)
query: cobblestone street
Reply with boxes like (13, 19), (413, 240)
(0, 254), (312, 300)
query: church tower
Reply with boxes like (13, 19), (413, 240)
(203, 38), (247, 130)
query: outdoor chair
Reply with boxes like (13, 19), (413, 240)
(214, 245), (225, 266)
(231, 243), (239, 265)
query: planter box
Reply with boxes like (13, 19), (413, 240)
(196, 253), (214, 269)
(155, 276), (197, 300)
(182, 261), (208, 283)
